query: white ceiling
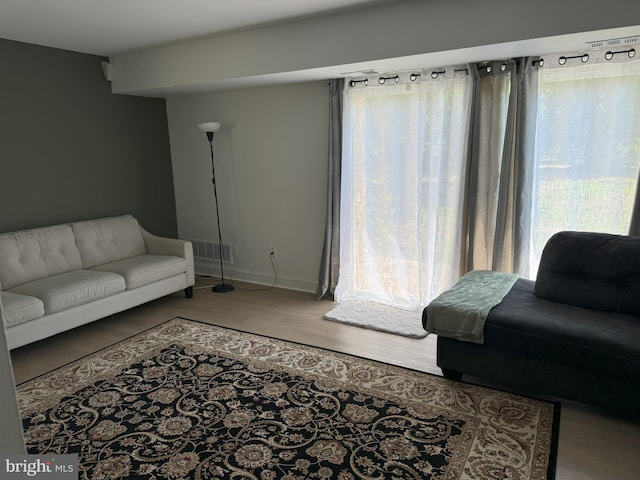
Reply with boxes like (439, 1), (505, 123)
(0, 0), (399, 56)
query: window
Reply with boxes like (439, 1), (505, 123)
(528, 54), (640, 275)
(335, 50), (640, 311)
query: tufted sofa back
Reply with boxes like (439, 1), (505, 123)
(71, 215), (146, 269)
(535, 231), (640, 315)
(0, 225), (83, 290)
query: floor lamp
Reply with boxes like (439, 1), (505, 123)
(197, 122), (234, 293)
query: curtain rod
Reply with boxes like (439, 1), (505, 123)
(605, 48), (636, 60)
(558, 53), (590, 65)
(349, 46), (637, 86)
(430, 68), (469, 79)
(348, 67), (470, 87)
(535, 47), (636, 68)
(348, 71), (420, 87)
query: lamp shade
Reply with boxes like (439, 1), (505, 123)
(197, 122), (221, 133)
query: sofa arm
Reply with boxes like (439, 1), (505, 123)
(141, 230), (195, 287)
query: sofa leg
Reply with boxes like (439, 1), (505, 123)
(441, 368), (463, 381)
(184, 286), (193, 299)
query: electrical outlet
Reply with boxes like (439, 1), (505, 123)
(269, 245), (277, 257)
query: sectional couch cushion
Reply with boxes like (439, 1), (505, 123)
(486, 278), (640, 379)
(535, 231), (640, 315)
(72, 216), (147, 269)
(9, 270), (125, 314)
(92, 255), (187, 290)
(0, 224), (83, 290)
(0, 291), (45, 327)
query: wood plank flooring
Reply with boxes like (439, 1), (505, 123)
(10, 278), (640, 479)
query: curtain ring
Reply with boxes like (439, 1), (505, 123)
(558, 56), (567, 65)
(605, 48), (636, 60)
(348, 79), (368, 87)
(378, 75), (399, 85)
(581, 54), (589, 63)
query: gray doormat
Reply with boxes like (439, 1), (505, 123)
(324, 301), (427, 338)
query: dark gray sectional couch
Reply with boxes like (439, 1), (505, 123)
(424, 231), (640, 420)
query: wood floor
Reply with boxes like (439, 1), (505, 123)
(10, 278), (640, 479)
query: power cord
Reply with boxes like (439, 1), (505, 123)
(238, 252), (278, 291)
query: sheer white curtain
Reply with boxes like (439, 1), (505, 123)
(336, 68), (473, 310)
(527, 49), (640, 276)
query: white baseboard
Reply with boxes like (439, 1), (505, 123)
(194, 259), (317, 294)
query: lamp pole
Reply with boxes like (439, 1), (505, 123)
(198, 123), (234, 293)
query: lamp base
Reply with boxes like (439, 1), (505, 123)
(212, 283), (234, 293)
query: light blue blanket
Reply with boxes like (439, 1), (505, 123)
(425, 270), (518, 344)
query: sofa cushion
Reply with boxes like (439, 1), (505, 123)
(92, 255), (187, 290)
(9, 270), (125, 314)
(487, 279), (640, 379)
(0, 224), (83, 290)
(535, 231), (640, 315)
(72, 215), (146, 269)
(0, 291), (45, 327)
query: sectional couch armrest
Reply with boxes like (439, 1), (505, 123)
(141, 230), (195, 286)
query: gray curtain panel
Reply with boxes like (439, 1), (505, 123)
(465, 58), (539, 276)
(630, 179), (640, 236)
(316, 78), (344, 299)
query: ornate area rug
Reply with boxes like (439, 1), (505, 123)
(17, 318), (559, 479)
(324, 301), (428, 338)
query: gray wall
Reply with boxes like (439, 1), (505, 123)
(166, 82), (329, 292)
(0, 39), (177, 237)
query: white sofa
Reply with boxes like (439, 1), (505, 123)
(0, 215), (194, 349)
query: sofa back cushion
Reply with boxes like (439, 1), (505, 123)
(0, 224), (83, 290)
(535, 231), (640, 315)
(72, 215), (146, 269)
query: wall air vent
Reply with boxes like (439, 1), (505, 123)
(586, 36), (640, 49)
(189, 239), (236, 264)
